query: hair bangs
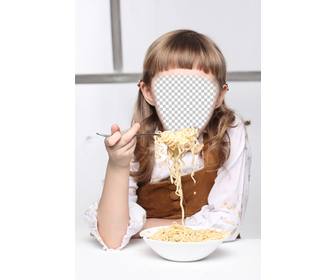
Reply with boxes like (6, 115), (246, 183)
(143, 30), (227, 86)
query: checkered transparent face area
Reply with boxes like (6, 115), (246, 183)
(152, 73), (219, 131)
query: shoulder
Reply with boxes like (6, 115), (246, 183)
(223, 114), (248, 168)
(227, 114), (246, 145)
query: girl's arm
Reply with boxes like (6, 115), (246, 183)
(97, 123), (140, 249)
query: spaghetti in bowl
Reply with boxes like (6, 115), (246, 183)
(140, 224), (229, 262)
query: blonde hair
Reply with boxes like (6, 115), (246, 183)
(131, 29), (237, 186)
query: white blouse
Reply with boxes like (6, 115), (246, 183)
(85, 116), (252, 250)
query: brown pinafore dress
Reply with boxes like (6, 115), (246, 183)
(136, 145), (220, 219)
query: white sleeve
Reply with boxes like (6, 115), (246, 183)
(84, 162), (146, 250)
(185, 119), (251, 241)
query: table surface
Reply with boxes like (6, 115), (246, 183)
(76, 227), (260, 280)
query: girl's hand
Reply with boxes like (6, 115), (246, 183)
(104, 123), (140, 169)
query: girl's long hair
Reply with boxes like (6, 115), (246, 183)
(131, 30), (238, 186)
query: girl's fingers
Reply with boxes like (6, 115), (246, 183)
(119, 137), (136, 152)
(117, 123), (141, 148)
(111, 123), (120, 134)
(127, 142), (137, 154)
(105, 131), (121, 147)
(104, 123), (121, 147)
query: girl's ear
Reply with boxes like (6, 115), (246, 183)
(139, 81), (155, 106)
(215, 84), (229, 108)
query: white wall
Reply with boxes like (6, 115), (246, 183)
(76, 0), (260, 238)
(120, 0), (261, 72)
(76, 0), (113, 73)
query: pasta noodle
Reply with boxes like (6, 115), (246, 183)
(149, 223), (228, 242)
(152, 128), (227, 242)
(154, 128), (203, 223)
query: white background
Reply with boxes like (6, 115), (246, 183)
(76, 0), (261, 238)
(76, 0), (260, 74)
(1, 1), (336, 280)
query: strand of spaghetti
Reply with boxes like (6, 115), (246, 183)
(151, 128), (230, 242)
(154, 128), (203, 223)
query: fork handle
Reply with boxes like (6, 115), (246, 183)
(96, 132), (158, 137)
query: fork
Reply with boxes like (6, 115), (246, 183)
(96, 132), (159, 138)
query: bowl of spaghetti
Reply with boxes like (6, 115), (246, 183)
(140, 224), (229, 262)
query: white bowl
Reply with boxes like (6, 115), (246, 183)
(139, 226), (226, 262)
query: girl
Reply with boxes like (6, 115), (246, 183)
(85, 30), (251, 250)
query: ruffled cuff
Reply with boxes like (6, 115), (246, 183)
(84, 201), (146, 250)
(185, 205), (240, 241)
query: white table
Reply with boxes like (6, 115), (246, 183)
(76, 228), (260, 280)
